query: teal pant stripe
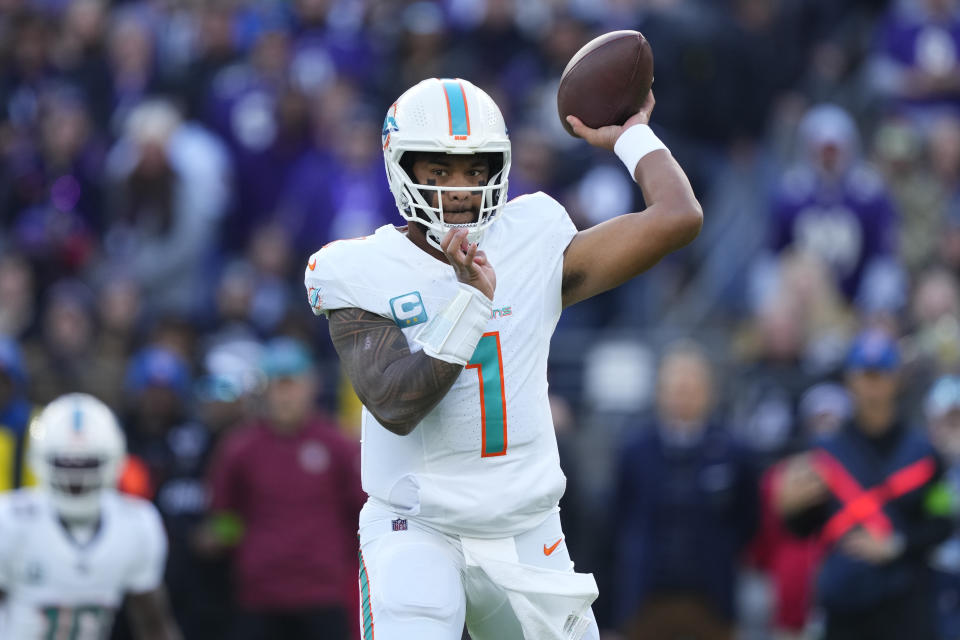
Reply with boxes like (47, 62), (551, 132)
(359, 550), (374, 639)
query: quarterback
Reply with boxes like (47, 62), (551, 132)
(0, 394), (181, 640)
(305, 78), (701, 640)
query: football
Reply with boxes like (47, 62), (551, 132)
(557, 30), (654, 137)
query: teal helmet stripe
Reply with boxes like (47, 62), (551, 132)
(442, 80), (470, 136)
(73, 397), (84, 432)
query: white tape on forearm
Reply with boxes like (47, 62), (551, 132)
(614, 124), (668, 176)
(414, 283), (492, 366)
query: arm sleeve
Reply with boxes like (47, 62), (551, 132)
(125, 502), (168, 594)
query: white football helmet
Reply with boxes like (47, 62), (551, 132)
(29, 393), (126, 521)
(382, 78), (511, 249)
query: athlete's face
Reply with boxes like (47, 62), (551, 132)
(411, 153), (490, 225)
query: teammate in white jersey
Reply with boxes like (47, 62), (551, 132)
(304, 78), (702, 640)
(0, 393), (181, 640)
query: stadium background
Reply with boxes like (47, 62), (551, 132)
(2, 0), (960, 638)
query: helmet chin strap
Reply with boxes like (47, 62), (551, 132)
(425, 224), (484, 251)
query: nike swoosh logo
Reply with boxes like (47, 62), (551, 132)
(543, 538), (562, 556)
(308, 258), (317, 271)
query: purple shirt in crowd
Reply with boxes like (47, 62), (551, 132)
(875, 5), (960, 112)
(770, 164), (898, 299)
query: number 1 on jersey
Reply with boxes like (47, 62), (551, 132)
(467, 332), (507, 457)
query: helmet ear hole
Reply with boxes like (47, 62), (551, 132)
(483, 152), (503, 185)
(398, 151), (436, 224)
(399, 151), (418, 181)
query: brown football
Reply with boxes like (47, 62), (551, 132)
(557, 30), (654, 137)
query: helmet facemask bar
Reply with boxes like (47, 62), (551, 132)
(387, 151), (511, 250)
(46, 454), (114, 521)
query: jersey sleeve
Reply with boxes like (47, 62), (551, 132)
(513, 192), (578, 316)
(540, 193), (578, 262)
(304, 243), (362, 317)
(513, 191), (577, 258)
(125, 501), (168, 594)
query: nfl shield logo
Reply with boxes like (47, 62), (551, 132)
(391, 518), (407, 531)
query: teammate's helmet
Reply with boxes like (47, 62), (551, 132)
(382, 78), (511, 250)
(29, 393), (126, 520)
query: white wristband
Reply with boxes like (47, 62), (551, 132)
(414, 283), (492, 366)
(614, 124), (667, 176)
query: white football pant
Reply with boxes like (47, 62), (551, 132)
(357, 501), (600, 640)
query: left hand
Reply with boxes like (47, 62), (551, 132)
(841, 528), (903, 565)
(566, 90), (656, 151)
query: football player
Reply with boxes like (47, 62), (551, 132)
(0, 393), (181, 639)
(304, 78), (701, 640)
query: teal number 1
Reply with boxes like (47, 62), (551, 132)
(43, 605), (109, 640)
(467, 332), (508, 457)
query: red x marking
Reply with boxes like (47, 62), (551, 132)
(811, 450), (935, 546)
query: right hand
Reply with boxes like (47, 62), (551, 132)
(774, 453), (828, 515)
(441, 228), (496, 300)
(566, 90), (656, 151)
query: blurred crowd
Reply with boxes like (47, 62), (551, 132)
(3, 0), (960, 638)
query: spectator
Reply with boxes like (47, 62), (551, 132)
(732, 297), (817, 463)
(873, 117), (949, 275)
(175, 1), (240, 122)
(768, 104), (899, 301)
(907, 267), (960, 372)
(870, 0), (960, 127)
(610, 341), (758, 640)
(52, 0), (113, 130)
(798, 382), (854, 439)
(276, 106), (392, 258)
(0, 337), (39, 492)
(925, 375), (960, 640)
(22, 279), (110, 405)
(106, 9), (161, 133)
(0, 10), (53, 138)
(0, 253), (35, 338)
(5, 90), (103, 281)
(104, 99), (230, 319)
(120, 344), (228, 638)
(776, 329), (954, 640)
(202, 337), (364, 640)
(92, 274), (142, 411)
(748, 383), (851, 640)
(245, 224), (299, 336)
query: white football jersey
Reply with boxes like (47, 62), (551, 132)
(306, 192), (578, 538)
(0, 488), (167, 639)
